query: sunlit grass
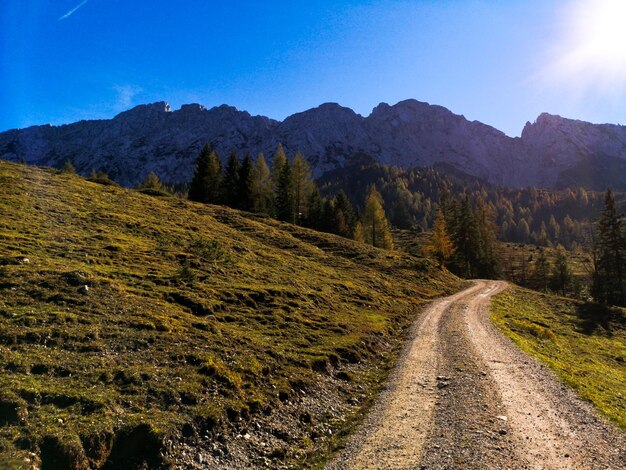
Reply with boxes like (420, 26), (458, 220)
(0, 160), (459, 467)
(491, 287), (626, 429)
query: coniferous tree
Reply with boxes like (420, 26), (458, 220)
(533, 248), (550, 291)
(304, 186), (324, 230)
(423, 208), (454, 265)
(593, 189), (626, 305)
(275, 159), (295, 223)
(353, 222), (365, 243)
(61, 159), (76, 174)
(271, 145), (287, 195)
(255, 153), (273, 213)
(292, 152), (312, 225)
(548, 215), (561, 242)
(551, 245), (572, 296)
(334, 191), (354, 232)
(450, 196), (484, 278)
(221, 151), (241, 208)
(238, 153), (258, 212)
(334, 209), (350, 238)
(517, 219), (531, 243)
(187, 144), (211, 202)
(204, 150), (223, 203)
(321, 199), (336, 233)
(475, 198), (501, 277)
(138, 171), (164, 192)
(363, 187), (394, 249)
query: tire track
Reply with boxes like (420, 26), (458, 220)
(327, 284), (484, 469)
(327, 281), (626, 469)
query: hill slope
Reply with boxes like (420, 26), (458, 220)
(2, 100), (626, 190)
(0, 160), (460, 469)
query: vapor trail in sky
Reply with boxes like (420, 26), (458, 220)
(58, 0), (89, 20)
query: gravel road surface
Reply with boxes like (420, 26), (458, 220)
(327, 281), (626, 469)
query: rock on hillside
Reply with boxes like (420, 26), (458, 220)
(2, 99), (626, 190)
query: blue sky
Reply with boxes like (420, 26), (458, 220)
(2, 0), (626, 136)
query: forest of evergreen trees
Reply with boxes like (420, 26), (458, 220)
(319, 162), (616, 249)
(420, 188), (626, 307)
(186, 144), (394, 249)
(161, 145), (626, 307)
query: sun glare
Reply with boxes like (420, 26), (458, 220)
(574, 0), (626, 67)
(543, 0), (626, 94)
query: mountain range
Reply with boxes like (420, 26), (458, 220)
(2, 99), (626, 190)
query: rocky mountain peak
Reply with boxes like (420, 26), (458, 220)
(114, 101), (171, 121)
(283, 102), (362, 126)
(178, 103), (206, 113)
(370, 99), (433, 120)
(521, 113), (582, 142)
(1, 99), (625, 190)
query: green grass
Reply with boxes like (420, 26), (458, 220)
(0, 161), (460, 468)
(491, 287), (626, 429)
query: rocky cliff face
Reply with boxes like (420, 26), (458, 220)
(1, 99), (626, 189)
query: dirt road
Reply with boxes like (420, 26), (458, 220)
(327, 281), (626, 469)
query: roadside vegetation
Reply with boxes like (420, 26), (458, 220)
(491, 287), (626, 429)
(0, 160), (459, 469)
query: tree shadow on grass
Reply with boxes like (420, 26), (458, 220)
(574, 301), (626, 336)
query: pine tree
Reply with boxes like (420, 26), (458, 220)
(187, 144), (212, 202)
(291, 152), (312, 225)
(304, 186), (324, 230)
(538, 222), (550, 246)
(593, 189), (626, 305)
(221, 151), (241, 208)
(353, 222), (365, 243)
(238, 153), (258, 212)
(321, 199), (336, 233)
(138, 171), (164, 192)
(551, 245), (572, 296)
(61, 159), (76, 174)
(204, 150), (223, 203)
(363, 187), (394, 249)
(271, 145), (287, 195)
(451, 196), (484, 278)
(423, 208), (454, 265)
(517, 218), (531, 243)
(548, 215), (561, 242)
(533, 248), (550, 291)
(334, 209), (350, 238)
(275, 159), (295, 223)
(475, 198), (501, 277)
(254, 153), (273, 213)
(334, 191), (354, 232)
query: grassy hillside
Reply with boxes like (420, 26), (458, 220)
(491, 287), (626, 429)
(0, 161), (460, 469)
